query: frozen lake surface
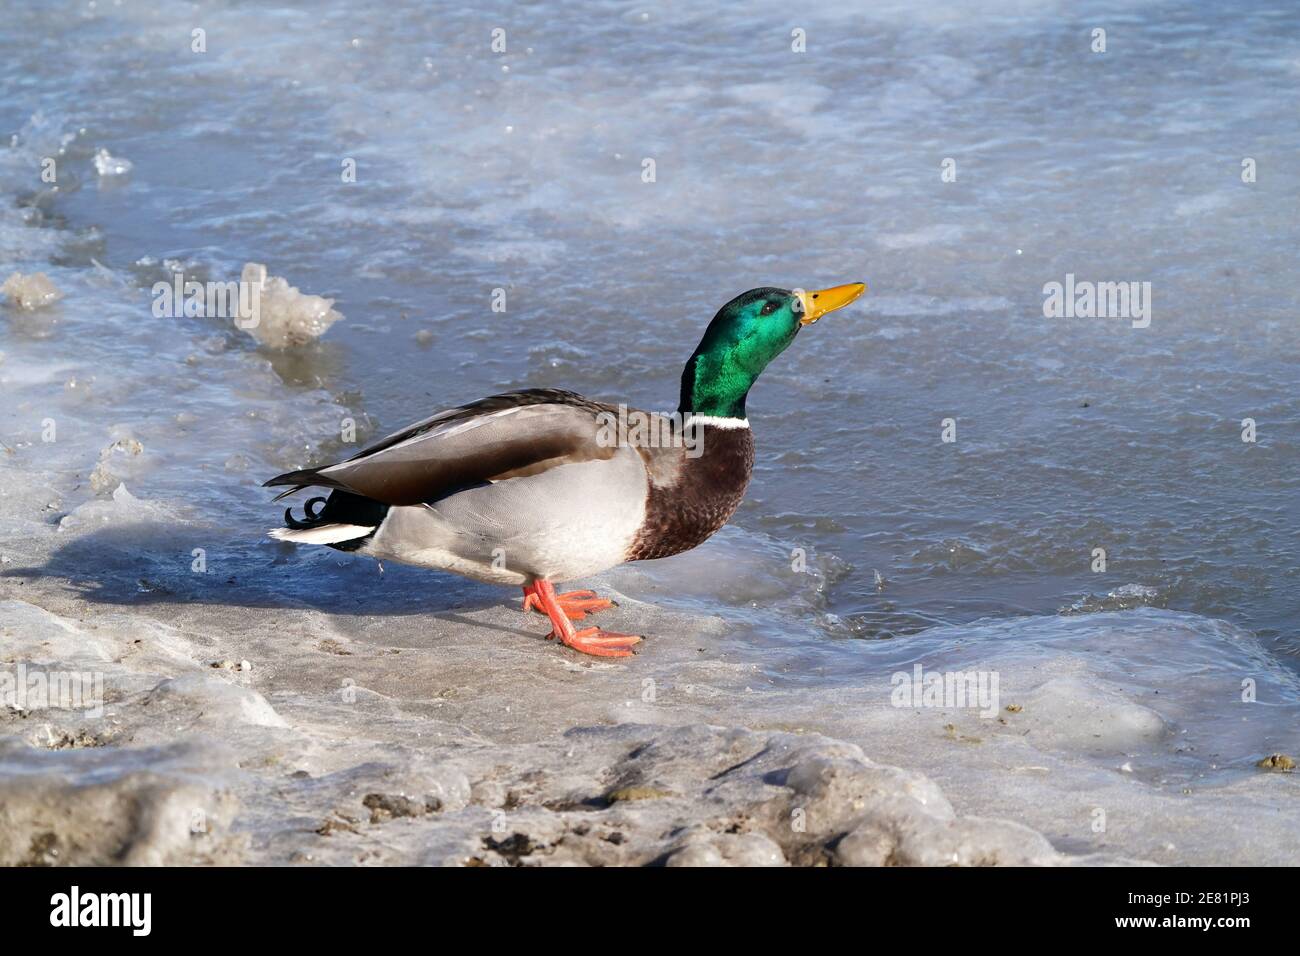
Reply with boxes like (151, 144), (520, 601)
(0, 0), (1296, 865)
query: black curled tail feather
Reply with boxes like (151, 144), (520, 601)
(284, 496), (328, 530)
(275, 489), (391, 552)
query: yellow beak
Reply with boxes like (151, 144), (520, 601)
(797, 282), (867, 325)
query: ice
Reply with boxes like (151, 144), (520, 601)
(237, 263), (344, 349)
(0, 600), (115, 664)
(0, 588), (1131, 867)
(57, 483), (168, 532)
(91, 147), (132, 177)
(145, 674), (288, 730)
(1063, 583), (1166, 614)
(2, 271), (61, 310)
(0, 553), (1293, 865)
(1018, 678), (1170, 754)
(88, 436), (146, 494)
(0, 738), (239, 866)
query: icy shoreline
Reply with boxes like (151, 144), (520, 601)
(1, 522), (1297, 865)
(0, 583), (1113, 867)
(0, 269), (1296, 866)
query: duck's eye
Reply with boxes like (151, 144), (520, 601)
(759, 301), (779, 316)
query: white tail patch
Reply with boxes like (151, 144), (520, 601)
(268, 524), (374, 545)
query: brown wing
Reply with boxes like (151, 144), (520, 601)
(263, 389), (623, 506)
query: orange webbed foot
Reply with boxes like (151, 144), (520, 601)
(559, 627), (642, 658)
(522, 581), (641, 658)
(522, 588), (617, 622)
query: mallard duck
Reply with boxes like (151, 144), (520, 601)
(265, 283), (865, 657)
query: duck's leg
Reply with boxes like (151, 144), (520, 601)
(522, 580), (641, 658)
(521, 586), (616, 622)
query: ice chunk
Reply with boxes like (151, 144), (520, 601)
(664, 830), (787, 866)
(91, 147), (133, 177)
(433, 724), (1093, 867)
(145, 674), (288, 729)
(57, 483), (171, 531)
(835, 814), (1060, 867)
(0, 739), (237, 865)
(88, 436), (145, 494)
(1063, 583), (1165, 614)
(236, 262), (344, 348)
(1018, 677), (1170, 755)
(0, 600), (115, 663)
(2, 271), (62, 310)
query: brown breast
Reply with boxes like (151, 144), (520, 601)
(625, 424), (755, 562)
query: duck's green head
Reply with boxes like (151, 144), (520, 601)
(678, 283), (866, 419)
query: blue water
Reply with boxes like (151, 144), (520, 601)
(1, 0), (1297, 674)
